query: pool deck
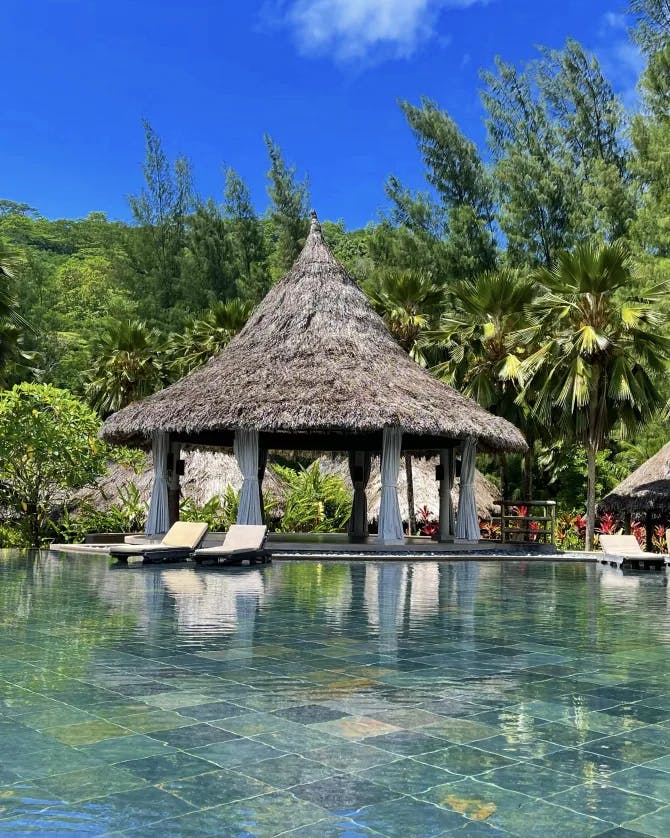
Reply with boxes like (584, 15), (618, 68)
(49, 532), (601, 562)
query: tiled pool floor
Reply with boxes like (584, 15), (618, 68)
(1, 553), (670, 836)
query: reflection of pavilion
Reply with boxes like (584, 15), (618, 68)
(363, 561), (482, 656)
(160, 568), (265, 645)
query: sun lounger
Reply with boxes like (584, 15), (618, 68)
(599, 534), (665, 571)
(110, 521), (209, 564)
(193, 524), (271, 566)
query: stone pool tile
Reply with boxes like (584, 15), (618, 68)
(535, 721), (606, 748)
(160, 767), (273, 808)
(423, 717), (499, 745)
(242, 692), (304, 713)
(604, 703), (670, 725)
(238, 753), (337, 789)
(622, 805), (670, 836)
(473, 733), (565, 761)
(549, 781), (663, 824)
(478, 761), (578, 796)
(274, 704), (351, 725)
(39, 765), (145, 803)
(174, 700), (246, 722)
(77, 733), (175, 764)
(253, 724), (349, 753)
(608, 766), (670, 803)
(357, 758), (453, 795)
(585, 686), (646, 703)
(306, 741), (400, 773)
(18, 705), (98, 730)
(581, 711), (647, 735)
(353, 795), (468, 837)
(422, 777), (611, 836)
(148, 721), (241, 748)
(9, 744), (105, 780)
(118, 708), (198, 734)
(189, 737), (286, 768)
(59, 784), (195, 832)
(311, 716), (400, 739)
(416, 744), (517, 776)
(118, 751), (218, 783)
(278, 816), (383, 836)
(531, 746), (633, 783)
(42, 719), (132, 746)
(290, 773), (399, 817)
(138, 690), (214, 710)
(0, 781), (65, 819)
(585, 733), (670, 765)
(212, 711), (287, 737)
(360, 730), (447, 756)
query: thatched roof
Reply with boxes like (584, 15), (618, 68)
(599, 442), (670, 519)
(101, 213), (525, 455)
(74, 451), (500, 523)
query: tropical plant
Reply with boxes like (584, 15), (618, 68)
(180, 487), (242, 531)
(167, 298), (253, 376)
(521, 241), (670, 549)
(85, 319), (164, 415)
(273, 462), (351, 533)
(0, 384), (108, 546)
(424, 268), (540, 497)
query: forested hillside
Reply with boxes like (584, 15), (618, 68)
(1, 0), (669, 547)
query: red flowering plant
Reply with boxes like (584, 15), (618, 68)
(416, 506), (439, 538)
(556, 511), (587, 550)
(631, 519), (646, 548)
(479, 518), (501, 540)
(653, 525), (667, 553)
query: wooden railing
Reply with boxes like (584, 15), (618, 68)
(499, 500), (556, 545)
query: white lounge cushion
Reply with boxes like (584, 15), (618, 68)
(195, 525), (267, 556)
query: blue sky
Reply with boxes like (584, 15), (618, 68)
(2, 0), (642, 229)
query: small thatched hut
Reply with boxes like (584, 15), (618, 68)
(101, 212), (524, 543)
(599, 442), (670, 547)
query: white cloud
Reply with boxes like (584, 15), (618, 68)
(274, 0), (484, 62)
(596, 10), (646, 110)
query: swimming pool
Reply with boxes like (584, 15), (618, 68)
(1, 551), (669, 836)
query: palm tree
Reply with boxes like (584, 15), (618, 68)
(0, 238), (34, 384)
(86, 319), (165, 416)
(423, 269), (540, 498)
(363, 269), (443, 533)
(522, 241), (670, 549)
(167, 298), (253, 376)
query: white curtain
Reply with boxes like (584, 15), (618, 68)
(235, 429), (262, 525)
(348, 451), (372, 538)
(145, 432), (170, 536)
(377, 427), (404, 544)
(456, 436), (479, 540)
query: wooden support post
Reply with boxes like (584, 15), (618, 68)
(438, 448), (454, 542)
(167, 442), (181, 527)
(646, 510), (654, 553)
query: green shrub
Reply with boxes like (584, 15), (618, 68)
(273, 462), (351, 533)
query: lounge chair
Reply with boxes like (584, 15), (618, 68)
(193, 524), (271, 566)
(599, 534), (665, 571)
(110, 521), (209, 564)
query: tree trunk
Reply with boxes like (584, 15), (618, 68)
(522, 446), (533, 501)
(405, 453), (416, 536)
(499, 454), (509, 502)
(585, 441), (597, 551)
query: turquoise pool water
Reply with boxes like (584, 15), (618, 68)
(1, 553), (670, 837)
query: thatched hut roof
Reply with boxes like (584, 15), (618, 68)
(599, 442), (670, 519)
(101, 213), (525, 455)
(74, 451), (499, 523)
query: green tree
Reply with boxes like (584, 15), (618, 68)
(180, 199), (237, 309)
(224, 167), (270, 299)
(264, 135), (310, 273)
(167, 298), (253, 376)
(523, 241), (670, 549)
(424, 269), (540, 498)
(630, 0), (670, 53)
(85, 319), (164, 416)
(390, 98), (497, 278)
(127, 120), (195, 320)
(0, 383), (108, 546)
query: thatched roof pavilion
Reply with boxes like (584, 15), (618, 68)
(599, 442), (670, 522)
(101, 212), (524, 542)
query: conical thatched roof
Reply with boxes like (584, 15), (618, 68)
(101, 213), (525, 454)
(599, 442), (670, 519)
